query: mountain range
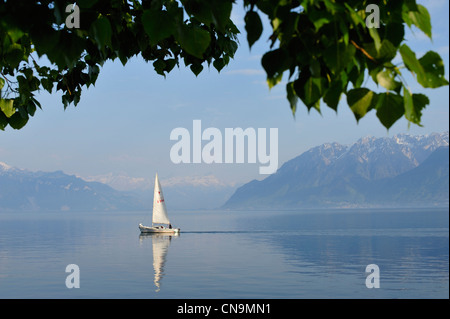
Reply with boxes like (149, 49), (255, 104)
(0, 162), (234, 211)
(223, 132), (449, 209)
(1, 132), (448, 211)
(0, 163), (146, 211)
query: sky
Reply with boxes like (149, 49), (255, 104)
(0, 0), (449, 191)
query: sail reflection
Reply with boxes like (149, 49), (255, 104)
(139, 233), (179, 292)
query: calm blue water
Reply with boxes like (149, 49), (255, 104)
(0, 208), (448, 298)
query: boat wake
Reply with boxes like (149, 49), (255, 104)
(180, 230), (270, 234)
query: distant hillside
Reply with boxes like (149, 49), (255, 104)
(2, 132), (448, 211)
(370, 146), (449, 205)
(223, 132), (449, 209)
(0, 164), (146, 211)
(0, 162), (235, 211)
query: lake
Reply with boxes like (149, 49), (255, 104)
(0, 208), (448, 299)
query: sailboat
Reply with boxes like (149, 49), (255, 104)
(139, 173), (180, 234)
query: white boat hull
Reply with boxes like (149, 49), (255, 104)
(139, 223), (180, 234)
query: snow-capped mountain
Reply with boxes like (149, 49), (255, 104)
(2, 132), (448, 211)
(224, 132), (449, 209)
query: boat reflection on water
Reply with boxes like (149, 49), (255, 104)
(139, 233), (179, 292)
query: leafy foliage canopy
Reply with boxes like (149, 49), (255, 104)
(0, 0), (447, 131)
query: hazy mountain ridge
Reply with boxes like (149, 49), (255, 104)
(0, 162), (235, 211)
(0, 165), (146, 211)
(223, 132), (449, 209)
(370, 145), (449, 205)
(1, 132), (448, 211)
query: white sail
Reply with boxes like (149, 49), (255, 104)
(152, 173), (170, 225)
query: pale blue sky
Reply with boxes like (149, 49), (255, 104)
(0, 1), (448, 189)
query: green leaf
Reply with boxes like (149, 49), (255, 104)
(153, 59), (166, 76)
(211, 0), (233, 33)
(347, 88), (376, 122)
(4, 43), (25, 68)
(88, 64), (100, 87)
(385, 22), (405, 47)
(90, 15), (112, 49)
(363, 40), (398, 63)
(31, 97), (41, 110)
(369, 27), (381, 52)
(344, 3), (365, 27)
(307, 7), (332, 31)
(403, 87), (415, 124)
(222, 39), (238, 58)
(411, 93), (430, 124)
(176, 24), (211, 59)
(267, 72), (283, 89)
(375, 93), (404, 129)
(418, 51), (449, 88)
(262, 48), (292, 89)
(376, 69), (401, 91)
(7, 28), (25, 43)
(27, 100), (37, 117)
(305, 77), (324, 110)
(400, 44), (423, 76)
(245, 11), (263, 49)
(294, 72), (325, 112)
(286, 81), (298, 116)
(183, 0), (214, 26)
(401, 45), (449, 88)
(338, 19), (349, 46)
(31, 27), (60, 58)
(403, 87), (429, 125)
(213, 58), (225, 72)
(323, 42), (356, 75)
(40, 78), (53, 93)
(164, 59), (177, 73)
(7, 112), (28, 130)
(261, 49), (290, 79)
(190, 63), (204, 76)
(142, 10), (176, 45)
(56, 34), (86, 69)
(323, 78), (344, 112)
(0, 99), (15, 118)
(0, 111), (8, 131)
(309, 59), (321, 78)
(403, 4), (432, 39)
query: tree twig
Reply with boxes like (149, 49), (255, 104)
(350, 39), (377, 63)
